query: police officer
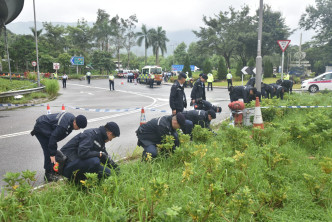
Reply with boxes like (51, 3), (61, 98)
(207, 73), (214, 91)
(30, 113), (87, 182)
(60, 122), (120, 182)
(226, 71), (233, 90)
(191, 74), (207, 105)
(136, 113), (186, 159)
(170, 72), (187, 115)
(182, 109), (216, 135)
(229, 86), (261, 103)
(284, 73), (290, 80)
(194, 100), (222, 113)
(109, 73), (115, 91)
(149, 72), (155, 88)
(261, 83), (275, 99)
(274, 85), (286, 100)
(86, 71), (91, 84)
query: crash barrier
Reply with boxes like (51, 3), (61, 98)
(243, 105), (332, 126)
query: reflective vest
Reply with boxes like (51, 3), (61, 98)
(86, 72), (91, 76)
(53, 73), (58, 79)
(150, 74), (155, 79)
(284, 74), (290, 80)
(207, 73), (214, 82)
(227, 73), (232, 79)
(109, 75), (114, 81)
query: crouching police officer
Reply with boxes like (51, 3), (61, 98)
(229, 86), (261, 103)
(182, 109), (216, 135)
(136, 113), (186, 159)
(31, 112), (87, 182)
(194, 100), (222, 113)
(60, 122), (120, 182)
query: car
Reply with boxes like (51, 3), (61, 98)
(301, 72), (332, 93)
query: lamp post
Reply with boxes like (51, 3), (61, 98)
(33, 0), (40, 87)
(255, 0), (263, 92)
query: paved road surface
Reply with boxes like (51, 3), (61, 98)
(0, 79), (231, 190)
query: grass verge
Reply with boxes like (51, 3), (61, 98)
(1, 92), (331, 221)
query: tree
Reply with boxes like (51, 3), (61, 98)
(136, 24), (153, 66)
(194, 6), (252, 68)
(57, 53), (72, 74)
(123, 14), (138, 69)
(263, 59), (273, 77)
(42, 22), (66, 58)
(182, 54), (192, 77)
(92, 9), (112, 51)
(91, 50), (115, 74)
(110, 15), (126, 71)
(30, 27), (43, 38)
(248, 58), (255, 68)
(66, 19), (92, 56)
(202, 58), (212, 74)
(299, 0), (332, 44)
(235, 60), (242, 77)
(173, 42), (187, 65)
(150, 26), (169, 66)
(217, 56), (227, 80)
(187, 42), (207, 69)
(259, 5), (292, 56)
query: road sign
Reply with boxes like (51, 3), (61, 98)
(241, 66), (254, 75)
(241, 66), (248, 75)
(32, 61), (37, 67)
(70, 56), (84, 65)
(277, 40), (291, 52)
(53, 63), (60, 70)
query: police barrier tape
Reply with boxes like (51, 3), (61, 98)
(0, 103), (169, 113)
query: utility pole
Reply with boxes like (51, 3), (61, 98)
(33, 0), (41, 87)
(255, 0), (263, 92)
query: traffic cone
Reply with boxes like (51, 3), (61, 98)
(121, 80), (124, 85)
(47, 104), (51, 114)
(253, 97), (264, 129)
(140, 107), (146, 125)
(61, 104), (65, 112)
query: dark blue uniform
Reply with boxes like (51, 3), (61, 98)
(182, 110), (211, 134)
(136, 115), (179, 158)
(229, 86), (261, 103)
(60, 126), (111, 180)
(169, 80), (187, 113)
(191, 79), (206, 102)
(32, 112), (75, 172)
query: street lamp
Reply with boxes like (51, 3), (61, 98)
(255, 0), (263, 92)
(33, 0), (40, 87)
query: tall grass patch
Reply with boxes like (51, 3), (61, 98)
(1, 92), (331, 221)
(41, 79), (59, 97)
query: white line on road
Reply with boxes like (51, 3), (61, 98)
(0, 84), (163, 139)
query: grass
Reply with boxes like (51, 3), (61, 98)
(0, 78), (37, 93)
(1, 92), (331, 221)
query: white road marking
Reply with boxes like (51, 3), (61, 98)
(0, 84), (160, 140)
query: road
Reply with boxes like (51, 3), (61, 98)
(0, 79), (231, 190)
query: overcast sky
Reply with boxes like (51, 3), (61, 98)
(14, 0), (316, 44)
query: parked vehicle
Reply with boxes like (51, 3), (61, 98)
(301, 72), (332, 93)
(138, 66), (162, 85)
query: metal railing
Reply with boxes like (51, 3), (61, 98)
(0, 86), (45, 98)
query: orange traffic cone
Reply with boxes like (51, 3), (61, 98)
(140, 107), (146, 125)
(61, 104), (65, 112)
(121, 80), (124, 85)
(253, 97), (264, 129)
(47, 104), (51, 114)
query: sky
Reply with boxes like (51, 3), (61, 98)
(13, 0), (316, 45)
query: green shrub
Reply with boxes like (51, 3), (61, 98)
(41, 78), (59, 97)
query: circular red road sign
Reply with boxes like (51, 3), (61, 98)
(32, 61), (37, 67)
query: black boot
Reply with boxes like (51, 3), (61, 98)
(44, 170), (59, 182)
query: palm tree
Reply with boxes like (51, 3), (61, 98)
(136, 24), (152, 66)
(150, 26), (169, 66)
(30, 27), (43, 37)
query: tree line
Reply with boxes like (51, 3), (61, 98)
(0, 1), (331, 78)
